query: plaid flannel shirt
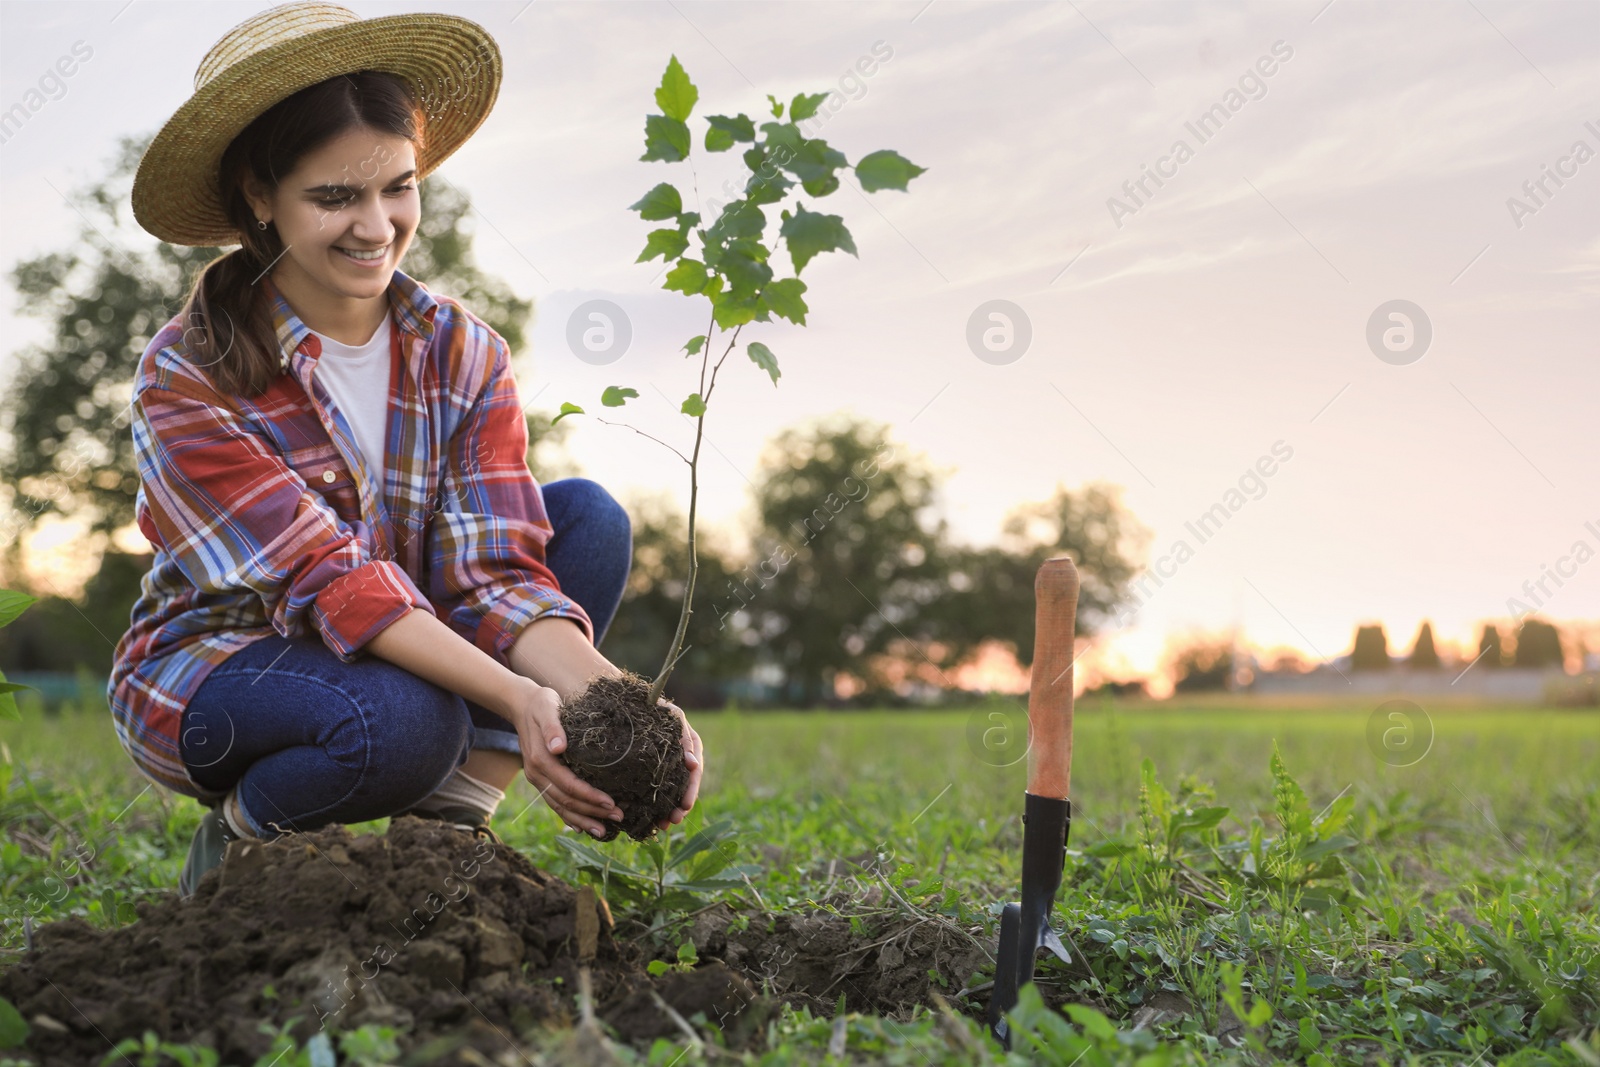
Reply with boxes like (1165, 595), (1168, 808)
(107, 268), (593, 802)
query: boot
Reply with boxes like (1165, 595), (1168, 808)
(178, 804), (239, 899)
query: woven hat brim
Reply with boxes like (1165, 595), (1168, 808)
(132, 13), (501, 247)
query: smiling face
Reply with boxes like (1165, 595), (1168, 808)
(240, 126), (420, 327)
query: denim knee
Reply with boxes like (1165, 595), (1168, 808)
(562, 478), (631, 537)
(354, 669), (473, 809)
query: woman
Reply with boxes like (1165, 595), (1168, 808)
(109, 1), (702, 898)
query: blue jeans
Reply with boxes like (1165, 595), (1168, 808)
(179, 478), (631, 837)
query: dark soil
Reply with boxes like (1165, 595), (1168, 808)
(0, 818), (762, 1067)
(0, 820), (1010, 1066)
(558, 671), (689, 842)
(681, 900), (995, 1017)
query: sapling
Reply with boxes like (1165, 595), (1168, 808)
(553, 56), (925, 840)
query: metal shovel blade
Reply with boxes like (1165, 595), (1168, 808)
(989, 793), (1072, 1047)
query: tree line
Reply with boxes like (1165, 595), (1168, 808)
(1347, 619), (1568, 671)
(1167, 618), (1578, 694)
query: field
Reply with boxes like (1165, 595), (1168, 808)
(2, 694), (1597, 1065)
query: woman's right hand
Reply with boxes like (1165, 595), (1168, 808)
(504, 677), (623, 838)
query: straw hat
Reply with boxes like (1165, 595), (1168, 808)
(132, 1), (502, 247)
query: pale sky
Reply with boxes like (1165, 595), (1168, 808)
(2, 1), (1596, 683)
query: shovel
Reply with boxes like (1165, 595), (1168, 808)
(988, 555), (1079, 1048)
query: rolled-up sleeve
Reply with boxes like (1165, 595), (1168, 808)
(425, 333), (594, 666)
(134, 379), (435, 662)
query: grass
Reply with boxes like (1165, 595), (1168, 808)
(2, 691), (1597, 1065)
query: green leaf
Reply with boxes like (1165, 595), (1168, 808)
(745, 167), (793, 205)
(0, 994), (28, 1049)
(641, 114), (691, 162)
(676, 940), (699, 965)
(668, 817), (737, 869)
(783, 138), (848, 185)
(789, 92), (831, 122)
(664, 259), (710, 296)
(601, 386), (638, 407)
(687, 843), (739, 882)
(855, 149), (927, 192)
(759, 121), (804, 155)
(629, 183), (683, 221)
(705, 200), (767, 243)
(801, 173), (840, 198)
(1170, 805), (1230, 842)
(726, 238), (770, 265)
(779, 203), (858, 274)
(766, 93), (783, 118)
(553, 834), (650, 879)
(551, 401), (585, 425)
(705, 114), (756, 152)
(747, 342), (780, 386)
(683, 335), (707, 356)
(681, 393), (706, 417)
(0, 590), (37, 628)
(711, 289), (762, 330)
(666, 871), (761, 893)
(675, 211), (701, 234)
(647, 959), (670, 976)
(1063, 1004), (1117, 1041)
(1298, 834), (1359, 863)
(1298, 1015), (1323, 1053)
(636, 228), (689, 264)
(759, 277), (808, 325)
(655, 55), (698, 122)
(721, 247), (774, 299)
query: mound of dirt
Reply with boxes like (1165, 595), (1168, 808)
(558, 671), (689, 842)
(0, 818), (761, 1067)
(681, 901), (996, 1017)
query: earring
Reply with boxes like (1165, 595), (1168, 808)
(257, 219), (268, 230)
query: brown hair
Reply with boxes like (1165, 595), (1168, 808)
(177, 70), (426, 397)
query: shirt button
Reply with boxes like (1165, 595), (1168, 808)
(322, 470), (337, 483)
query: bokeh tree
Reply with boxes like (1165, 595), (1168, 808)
(1350, 624), (1390, 671)
(736, 419), (1147, 706)
(931, 482), (1147, 674)
(1513, 618), (1565, 669)
(1407, 621), (1439, 670)
(1167, 635), (1234, 693)
(741, 415), (947, 707)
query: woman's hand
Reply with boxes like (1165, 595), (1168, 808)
(656, 699), (703, 832)
(505, 676), (624, 838)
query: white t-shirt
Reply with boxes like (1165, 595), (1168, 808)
(309, 312), (392, 482)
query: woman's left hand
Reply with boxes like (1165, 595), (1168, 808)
(656, 699), (702, 831)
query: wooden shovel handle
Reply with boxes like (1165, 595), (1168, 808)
(1027, 556), (1080, 799)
